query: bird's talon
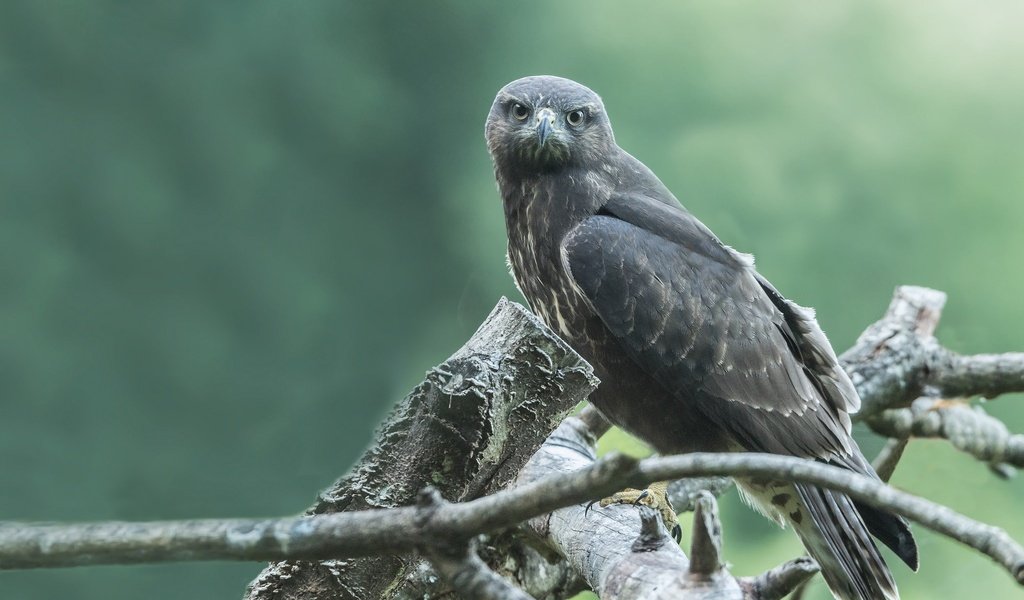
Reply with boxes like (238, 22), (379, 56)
(594, 483), (679, 540)
(631, 489), (650, 506)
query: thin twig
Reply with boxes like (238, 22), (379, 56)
(427, 542), (535, 600)
(789, 578), (812, 600)
(526, 414), (807, 598)
(3, 451), (1022, 587)
(667, 476), (735, 513)
(872, 438), (910, 483)
(741, 557), (819, 600)
(578, 404), (611, 438)
(637, 454), (1024, 585)
(416, 486), (534, 599)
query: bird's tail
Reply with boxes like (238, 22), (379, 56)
(791, 482), (901, 600)
(738, 471), (917, 600)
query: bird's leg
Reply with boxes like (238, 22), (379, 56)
(592, 480), (681, 542)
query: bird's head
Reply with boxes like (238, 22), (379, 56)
(485, 75), (615, 173)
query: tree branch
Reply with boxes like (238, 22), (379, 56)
(871, 438), (909, 483)
(688, 491), (724, 576)
(418, 488), (535, 600)
(667, 476), (735, 514)
(840, 286), (1024, 419)
(839, 285), (947, 417)
(930, 352), (1024, 400)
(740, 557), (819, 600)
(428, 542), (536, 600)
(868, 398), (1024, 469)
(515, 411), (1023, 597)
(516, 416), (783, 599)
(659, 285), (1023, 515)
(638, 454), (1024, 585)
(250, 285), (1023, 597)
(4, 451), (1021, 586)
(245, 297), (598, 599)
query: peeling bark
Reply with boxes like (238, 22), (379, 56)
(245, 298), (597, 600)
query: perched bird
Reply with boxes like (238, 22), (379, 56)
(486, 75), (918, 600)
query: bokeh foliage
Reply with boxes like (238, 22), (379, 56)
(1, 1), (1021, 598)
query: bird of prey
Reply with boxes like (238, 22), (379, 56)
(486, 75), (918, 600)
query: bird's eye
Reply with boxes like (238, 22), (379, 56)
(511, 103), (530, 121)
(566, 110), (586, 127)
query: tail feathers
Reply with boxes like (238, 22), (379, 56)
(836, 451), (920, 571)
(793, 482), (899, 600)
(855, 500), (919, 571)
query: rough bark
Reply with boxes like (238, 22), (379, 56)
(245, 298), (597, 600)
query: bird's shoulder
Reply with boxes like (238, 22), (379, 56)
(564, 184), (754, 273)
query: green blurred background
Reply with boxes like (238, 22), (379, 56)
(1, 1), (1022, 598)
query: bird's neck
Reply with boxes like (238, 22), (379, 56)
(498, 163), (615, 321)
(498, 163), (613, 246)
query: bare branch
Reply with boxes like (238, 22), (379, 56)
(654, 285), (1022, 519)
(516, 407), (808, 598)
(931, 352), (1024, 400)
(578, 404), (612, 438)
(688, 491), (724, 576)
(872, 438), (909, 482)
(7, 442), (1017, 589)
(416, 488), (533, 600)
(841, 286), (1024, 419)
(419, 487), (534, 600)
(840, 286), (948, 417)
(638, 454), (1024, 585)
(741, 557), (819, 600)
(391, 544), (578, 600)
(668, 476), (735, 513)
(2, 290), (1021, 599)
(428, 542), (536, 600)
(518, 416), (747, 599)
(868, 398), (1024, 468)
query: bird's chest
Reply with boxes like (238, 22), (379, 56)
(507, 232), (585, 341)
(500, 185), (575, 335)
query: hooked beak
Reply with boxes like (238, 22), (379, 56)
(535, 108), (556, 146)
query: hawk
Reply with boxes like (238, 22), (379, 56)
(485, 75), (918, 600)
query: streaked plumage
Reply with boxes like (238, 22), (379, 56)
(486, 75), (917, 600)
